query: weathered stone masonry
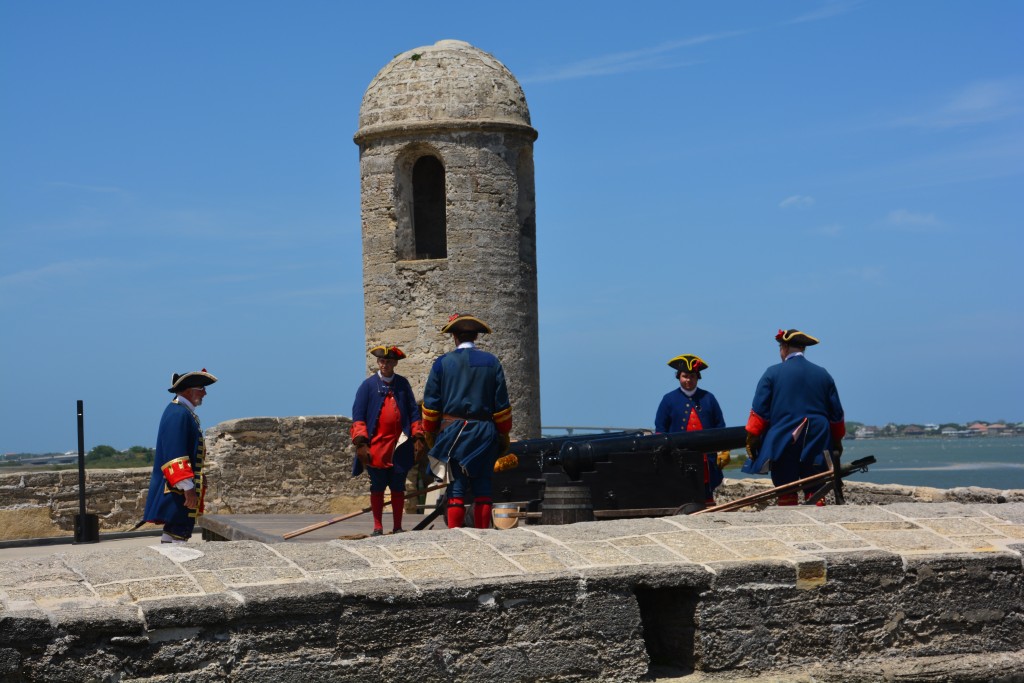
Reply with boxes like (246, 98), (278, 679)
(355, 40), (542, 440)
(1, 506), (1023, 682)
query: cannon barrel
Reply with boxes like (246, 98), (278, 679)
(552, 426), (748, 480)
(507, 429), (648, 458)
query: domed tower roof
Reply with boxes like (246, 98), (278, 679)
(355, 39), (536, 143)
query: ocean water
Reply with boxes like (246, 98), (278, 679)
(729, 436), (1024, 491)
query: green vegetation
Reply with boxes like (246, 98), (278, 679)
(0, 446), (154, 471)
(85, 445), (154, 468)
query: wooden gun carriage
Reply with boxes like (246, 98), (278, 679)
(493, 426), (749, 522)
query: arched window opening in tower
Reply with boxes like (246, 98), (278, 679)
(412, 156), (447, 259)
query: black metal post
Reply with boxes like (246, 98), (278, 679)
(76, 400), (86, 521)
(74, 400), (98, 543)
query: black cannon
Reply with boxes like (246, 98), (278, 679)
(493, 426), (748, 519)
(553, 426), (748, 480)
(506, 429), (649, 460)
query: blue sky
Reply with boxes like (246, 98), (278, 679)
(2, 1), (1022, 453)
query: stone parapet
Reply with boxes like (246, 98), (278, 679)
(1, 503), (1022, 681)
(716, 476), (1024, 507)
(203, 415), (364, 515)
(0, 468), (150, 538)
(0, 416), (366, 538)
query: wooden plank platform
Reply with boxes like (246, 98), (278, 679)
(199, 512), (438, 543)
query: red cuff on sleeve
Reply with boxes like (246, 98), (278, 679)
(421, 406), (440, 433)
(161, 456), (195, 488)
(493, 407), (512, 435)
(350, 421), (369, 442)
(746, 410), (768, 436)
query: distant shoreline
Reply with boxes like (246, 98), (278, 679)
(851, 432), (1022, 440)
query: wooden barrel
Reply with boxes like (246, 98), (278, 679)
(541, 484), (594, 525)
(492, 502), (525, 530)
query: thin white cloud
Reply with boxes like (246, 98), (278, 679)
(523, 2), (860, 85)
(875, 209), (951, 234)
(0, 259), (114, 289)
(522, 31), (748, 84)
(892, 78), (1024, 129)
(780, 194), (815, 209)
(885, 209), (940, 229)
(816, 128), (1024, 192)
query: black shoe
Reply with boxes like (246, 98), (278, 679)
(392, 528), (404, 534)
(370, 529), (383, 537)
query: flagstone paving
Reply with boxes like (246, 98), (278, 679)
(1, 503), (1021, 612)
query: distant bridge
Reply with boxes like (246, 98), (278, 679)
(19, 454), (78, 466)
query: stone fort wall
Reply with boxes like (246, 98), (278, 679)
(1, 505), (1023, 681)
(0, 416), (364, 539)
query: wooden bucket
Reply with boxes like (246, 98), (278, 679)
(541, 484), (594, 525)
(492, 502), (525, 530)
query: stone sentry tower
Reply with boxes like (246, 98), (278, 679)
(353, 40), (541, 439)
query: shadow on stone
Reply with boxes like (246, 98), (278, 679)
(634, 585), (698, 674)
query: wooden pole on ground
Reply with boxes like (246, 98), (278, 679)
(283, 483), (447, 539)
(689, 469), (836, 515)
(686, 455), (874, 515)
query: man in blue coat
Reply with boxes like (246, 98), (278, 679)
(421, 314), (512, 529)
(654, 354), (729, 504)
(143, 369), (218, 542)
(350, 345), (424, 536)
(742, 329), (845, 505)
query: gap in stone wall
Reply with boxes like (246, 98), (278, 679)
(633, 585), (698, 672)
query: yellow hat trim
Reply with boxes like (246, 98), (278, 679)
(666, 354), (708, 372)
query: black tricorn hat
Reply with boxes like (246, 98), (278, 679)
(441, 313), (492, 334)
(667, 354), (709, 377)
(168, 369), (218, 393)
(775, 329), (819, 347)
(369, 345), (407, 360)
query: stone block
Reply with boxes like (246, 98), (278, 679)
(0, 555), (82, 588)
(142, 593), (242, 629)
(562, 540), (639, 567)
(53, 605), (144, 638)
(233, 582), (344, 621)
(820, 549), (904, 583)
(708, 559), (796, 586)
(0, 610), (56, 644)
(64, 546), (186, 585)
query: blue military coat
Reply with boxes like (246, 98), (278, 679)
(350, 373), (420, 476)
(655, 387), (726, 490)
(742, 355), (844, 475)
(143, 400), (204, 526)
(422, 347), (511, 478)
